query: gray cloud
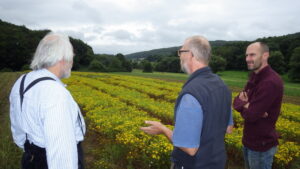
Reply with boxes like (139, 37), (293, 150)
(1, 0), (300, 54)
(104, 30), (135, 41)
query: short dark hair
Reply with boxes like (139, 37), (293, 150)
(256, 42), (269, 54)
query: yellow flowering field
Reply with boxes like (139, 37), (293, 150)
(63, 72), (300, 169)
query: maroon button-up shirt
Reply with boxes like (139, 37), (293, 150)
(233, 65), (283, 152)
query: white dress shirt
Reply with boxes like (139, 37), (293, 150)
(10, 69), (86, 169)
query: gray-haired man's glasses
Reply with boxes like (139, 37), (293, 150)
(177, 50), (190, 56)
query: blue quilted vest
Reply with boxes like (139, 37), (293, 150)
(171, 67), (231, 169)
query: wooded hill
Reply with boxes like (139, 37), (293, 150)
(125, 40), (242, 60)
(0, 19), (131, 72)
(126, 32), (300, 81)
(0, 19), (299, 81)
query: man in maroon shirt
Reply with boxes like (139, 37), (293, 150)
(233, 42), (283, 169)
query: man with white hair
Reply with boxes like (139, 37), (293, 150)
(141, 35), (232, 169)
(9, 32), (85, 169)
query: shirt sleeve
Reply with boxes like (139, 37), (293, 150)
(240, 81), (278, 123)
(41, 86), (78, 169)
(9, 81), (26, 149)
(172, 94), (203, 148)
(233, 94), (247, 112)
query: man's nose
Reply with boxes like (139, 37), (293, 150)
(246, 56), (251, 62)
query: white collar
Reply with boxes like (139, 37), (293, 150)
(37, 69), (67, 87)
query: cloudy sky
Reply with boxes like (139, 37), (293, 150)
(1, 0), (300, 55)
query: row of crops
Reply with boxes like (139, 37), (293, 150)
(63, 72), (300, 169)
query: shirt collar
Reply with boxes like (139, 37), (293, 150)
(39, 69), (67, 87)
(182, 66), (211, 88)
(250, 65), (271, 83)
(189, 66), (211, 79)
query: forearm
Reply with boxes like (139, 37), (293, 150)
(162, 125), (173, 142)
(240, 104), (267, 122)
(233, 96), (247, 112)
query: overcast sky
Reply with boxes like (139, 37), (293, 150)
(1, 0), (300, 55)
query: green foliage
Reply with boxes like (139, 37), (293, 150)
(89, 54), (132, 72)
(0, 19), (94, 71)
(154, 57), (181, 73)
(269, 51), (286, 74)
(89, 59), (107, 72)
(213, 46), (238, 69)
(0, 68), (13, 72)
(212, 42), (248, 70)
(21, 64), (30, 71)
(234, 54), (247, 70)
(70, 38), (94, 70)
(1, 19), (300, 75)
(0, 72), (23, 169)
(131, 60), (140, 69)
(126, 41), (245, 60)
(126, 47), (180, 60)
(209, 55), (227, 73)
(0, 20), (50, 71)
(109, 57), (123, 72)
(142, 61), (153, 73)
(145, 55), (163, 62)
(116, 53), (132, 72)
(288, 47), (300, 81)
(127, 33), (300, 75)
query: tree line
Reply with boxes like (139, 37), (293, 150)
(0, 19), (132, 73)
(131, 34), (300, 82)
(1, 19), (299, 81)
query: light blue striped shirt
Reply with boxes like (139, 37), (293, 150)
(10, 69), (85, 169)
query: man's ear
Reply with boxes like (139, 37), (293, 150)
(263, 52), (269, 60)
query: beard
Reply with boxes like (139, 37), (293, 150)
(247, 61), (262, 71)
(61, 68), (71, 78)
(61, 62), (72, 78)
(180, 60), (190, 74)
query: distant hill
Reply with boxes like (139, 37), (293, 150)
(125, 33), (300, 61)
(125, 40), (246, 60)
(125, 46), (180, 60)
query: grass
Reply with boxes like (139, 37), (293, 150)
(111, 69), (300, 104)
(110, 69), (189, 81)
(0, 72), (22, 169)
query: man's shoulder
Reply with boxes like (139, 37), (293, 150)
(262, 70), (283, 87)
(10, 74), (25, 98)
(40, 81), (68, 96)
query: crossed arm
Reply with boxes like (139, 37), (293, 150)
(233, 84), (273, 122)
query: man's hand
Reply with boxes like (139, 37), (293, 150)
(140, 121), (173, 142)
(140, 121), (166, 135)
(239, 91), (248, 102)
(243, 102), (250, 109)
(226, 125), (233, 134)
(262, 112), (268, 118)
